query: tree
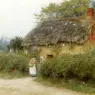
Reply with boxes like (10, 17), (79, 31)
(34, 3), (59, 21)
(9, 36), (23, 52)
(35, 0), (89, 21)
(59, 0), (89, 18)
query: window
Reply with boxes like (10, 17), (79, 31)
(47, 54), (54, 59)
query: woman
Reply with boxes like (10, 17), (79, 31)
(29, 57), (37, 77)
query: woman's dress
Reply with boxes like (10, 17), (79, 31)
(29, 58), (37, 76)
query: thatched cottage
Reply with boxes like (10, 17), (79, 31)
(23, 8), (95, 59)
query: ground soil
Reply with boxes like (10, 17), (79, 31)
(0, 77), (93, 95)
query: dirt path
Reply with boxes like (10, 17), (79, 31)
(0, 77), (93, 95)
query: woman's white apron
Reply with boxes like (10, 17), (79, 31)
(29, 64), (36, 75)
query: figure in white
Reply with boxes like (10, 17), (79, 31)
(29, 57), (37, 76)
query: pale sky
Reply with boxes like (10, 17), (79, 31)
(0, 0), (62, 38)
(89, 0), (95, 7)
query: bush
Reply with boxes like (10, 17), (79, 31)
(40, 53), (95, 81)
(0, 53), (30, 74)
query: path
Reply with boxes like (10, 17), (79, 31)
(0, 77), (93, 95)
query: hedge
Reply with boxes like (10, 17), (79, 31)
(0, 53), (30, 74)
(40, 53), (95, 81)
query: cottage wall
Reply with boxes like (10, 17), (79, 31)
(25, 40), (95, 60)
(36, 41), (95, 59)
(38, 46), (52, 59)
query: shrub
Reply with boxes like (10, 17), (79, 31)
(40, 53), (95, 81)
(0, 53), (30, 74)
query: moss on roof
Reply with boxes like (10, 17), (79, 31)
(23, 19), (91, 46)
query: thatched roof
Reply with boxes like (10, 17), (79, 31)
(23, 19), (90, 46)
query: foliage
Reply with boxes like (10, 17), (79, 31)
(8, 36), (23, 52)
(59, 0), (88, 18)
(34, 3), (59, 21)
(35, 0), (89, 21)
(40, 53), (95, 81)
(0, 53), (30, 75)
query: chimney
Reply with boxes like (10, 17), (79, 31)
(87, 0), (94, 21)
(87, 8), (94, 21)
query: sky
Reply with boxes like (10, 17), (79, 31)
(89, 0), (95, 8)
(0, 0), (62, 38)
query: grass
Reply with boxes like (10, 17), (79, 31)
(36, 77), (95, 94)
